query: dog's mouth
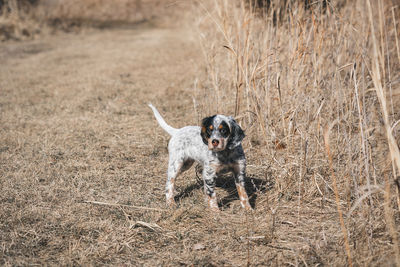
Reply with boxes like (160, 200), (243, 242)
(209, 147), (224, 152)
(207, 139), (226, 151)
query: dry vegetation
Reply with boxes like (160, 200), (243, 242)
(0, 0), (165, 41)
(193, 0), (400, 265)
(1, 0), (400, 266)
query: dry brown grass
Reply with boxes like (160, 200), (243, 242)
(1, 0), (400, 266)
(193, 0), (400, 265)
(0, 0), (42, 41)
(0, 0), (169, 41)
(45, 0), (166, 29)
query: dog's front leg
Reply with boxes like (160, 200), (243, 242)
(233, 159), (252, 210)
(203, 165), (219, 211)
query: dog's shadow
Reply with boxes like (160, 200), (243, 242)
(175, 165), (274, 209)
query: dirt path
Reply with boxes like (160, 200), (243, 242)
(0, 23), (215, 265)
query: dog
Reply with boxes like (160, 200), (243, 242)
(148, 104), (252, 211)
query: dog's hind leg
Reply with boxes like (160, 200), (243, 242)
(165, 157), (194, 207)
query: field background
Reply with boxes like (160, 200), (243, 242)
(1, 0), (400, 266)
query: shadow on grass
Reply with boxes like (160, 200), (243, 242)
(217, 173), (273, 209)
(174, 165), (274, 209)
(47, 17), (156, 32)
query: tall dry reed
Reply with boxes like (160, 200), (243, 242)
(194, 0), (400, 264)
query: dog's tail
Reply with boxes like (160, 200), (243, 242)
(148, 103), (178, 136)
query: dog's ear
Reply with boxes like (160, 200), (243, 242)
(227, 117), (245, 149)
(200, 115), (215, 145)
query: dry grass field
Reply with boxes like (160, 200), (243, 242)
(1, 0), (400, 266)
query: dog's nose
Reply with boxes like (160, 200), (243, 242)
(212, 139), (219, 147)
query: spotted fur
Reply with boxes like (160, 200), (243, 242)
(148, 104), (252, 211)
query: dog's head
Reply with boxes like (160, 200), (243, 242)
(200, 115), (245, 152)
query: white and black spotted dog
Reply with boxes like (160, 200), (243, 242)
(148, 104), (252, 211)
